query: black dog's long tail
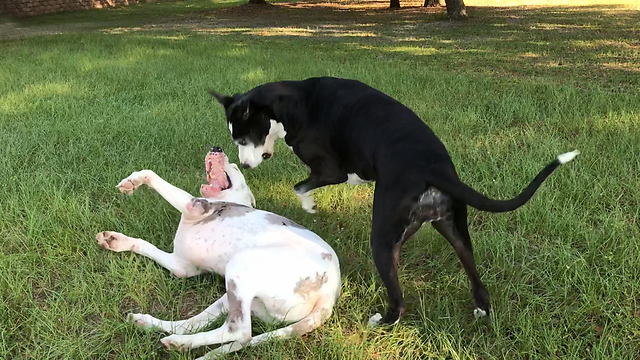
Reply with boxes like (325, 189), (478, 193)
(434, 150), (580, 213)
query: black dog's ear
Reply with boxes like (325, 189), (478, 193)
(241, 100), (252, 120)
(234, 97), (260, 121)
(208, 89), (235, 109)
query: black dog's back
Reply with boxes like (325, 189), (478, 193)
(260, 77), (573, 213)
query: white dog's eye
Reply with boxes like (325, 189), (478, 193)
(238, 139), (247, 146)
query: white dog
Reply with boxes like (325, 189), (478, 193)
(96, 147), (340, 359)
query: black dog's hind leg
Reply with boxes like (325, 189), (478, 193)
(368, 182), (427, 326)
(368, 215), (408, 325)
(432, 203), (491, 318)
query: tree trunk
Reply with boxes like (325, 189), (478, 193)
(248, 0), (267, 4)
(445, 0), (467, 20)
(390, 0), (400, 9)
(424, 0), (440, 7)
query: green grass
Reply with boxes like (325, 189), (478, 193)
(1, 0), (639, 359)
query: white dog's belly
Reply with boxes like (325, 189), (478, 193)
(227, 245), (340, 324)
(250, 296), (315, 324)
(172, 223), (243, 274)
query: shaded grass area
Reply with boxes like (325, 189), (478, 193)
(1, 1), (639, 359)
(1, 0), (245, 26)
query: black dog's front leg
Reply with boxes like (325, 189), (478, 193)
(294, 174), (347, 214)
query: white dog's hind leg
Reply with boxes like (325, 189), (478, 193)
(160, 278), (254, 351)
(96, 231), (200, 278)
(117, 170), (194, 215)
(195, 297), (334, 360)
(129, 294), (228, 335)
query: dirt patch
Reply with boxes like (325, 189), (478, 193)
(178, 290), (201, 318)
(0, 21), (99, 40)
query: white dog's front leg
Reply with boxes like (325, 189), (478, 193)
(117, 170), (194, 214)
(96, 231), (200, 278)
(128, 294), (228, 335)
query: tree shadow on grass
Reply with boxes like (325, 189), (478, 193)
(4, 1), (639, 89)
(188, 0), (640, 89)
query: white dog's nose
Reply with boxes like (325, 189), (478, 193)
(241, 163), (251, 169)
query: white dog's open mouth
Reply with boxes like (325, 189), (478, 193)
(201, 147), (232, 197)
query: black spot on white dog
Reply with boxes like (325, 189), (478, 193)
(264, 213), (306, 229)
(226, 279), (243, 333)
(196, 202), (254, 225)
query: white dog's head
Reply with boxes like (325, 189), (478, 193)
(209, 90), (287, 169)
(198, 147), (256, 208)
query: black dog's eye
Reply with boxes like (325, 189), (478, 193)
(238, 139), (247, 146)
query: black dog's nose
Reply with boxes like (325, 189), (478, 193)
(262, 153), (272, 160)
(210, 146), (223, 153)
(240, 163), (251, 169)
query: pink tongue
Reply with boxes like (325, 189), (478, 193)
(200, 184), (222, 197)
(200, 151), (230, 198)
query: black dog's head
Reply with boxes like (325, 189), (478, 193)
(209, 90), (285, 169)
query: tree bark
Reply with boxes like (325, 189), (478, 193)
(424, 0), (440, 7)
(248, 0), (267, 4)
(445, 0), (467, 20)
(390, 0), (400, 9)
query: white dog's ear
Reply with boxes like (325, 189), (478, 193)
(208, 89), (235, 110)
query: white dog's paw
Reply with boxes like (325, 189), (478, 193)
(297, 193), (317, 214)
(368, 313), (383, 327)
(127, 313), (158, 331)
(161, 334), (192, 351)
(117, 170), (153, 195)
(195, 343), (244, 360)
(96, 231), (137, 252)
(195, 353), (222, 360)
(473, 308), (488, 319)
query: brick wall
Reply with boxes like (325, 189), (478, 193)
(0, 0), (149, 17)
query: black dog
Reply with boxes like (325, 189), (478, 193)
(209, 77), (578, 325)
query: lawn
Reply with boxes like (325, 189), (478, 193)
(1, 0), (639, 359)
